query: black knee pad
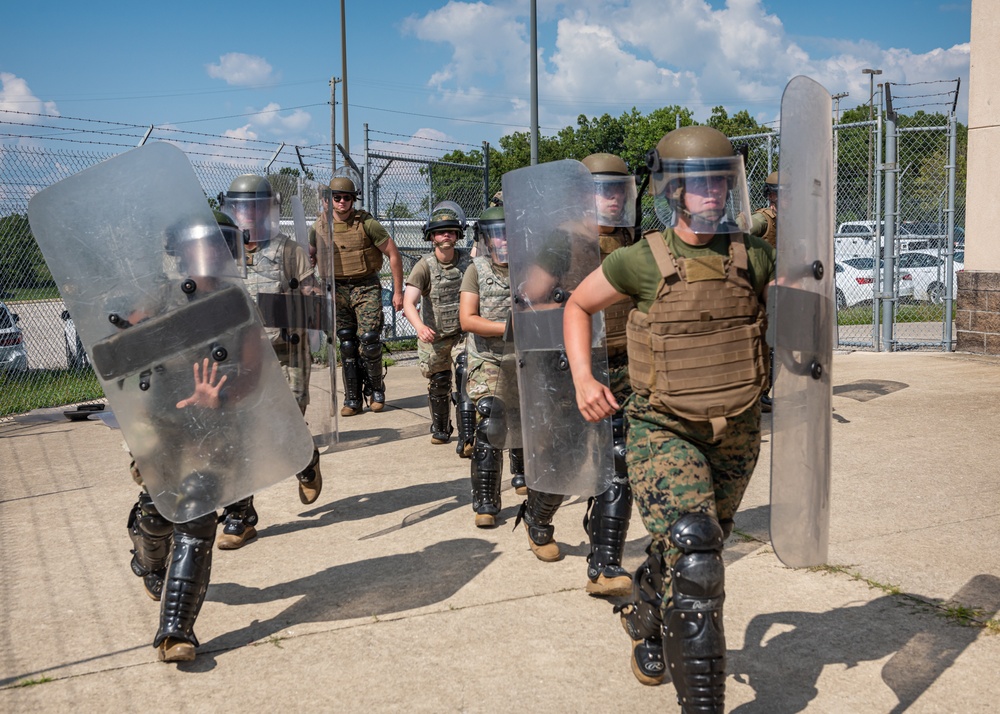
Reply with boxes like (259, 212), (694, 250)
(475, 396), (505, 450)
(359, 330), (382, 358)
(337, 328), (359, 357)
(429, 370), (452, 396)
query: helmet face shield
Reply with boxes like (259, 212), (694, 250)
(217, 221), (247, 277)
(593, 174), (636, 228)
(651, 155), (751, 234)
(225, 194), (279, 245)
(480, 221), (507, 264)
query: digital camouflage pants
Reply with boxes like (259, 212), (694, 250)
(334, 275), (384, 336)
(625, 395), (761, 618)
(418, 332), (465, 379)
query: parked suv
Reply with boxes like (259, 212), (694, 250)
(0, 301), (28, 373)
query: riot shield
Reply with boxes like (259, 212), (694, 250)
(502, 160), (614, 497)
(27, 142), (315, 522)
(240, 177), (336, 450)
(770, 76), (834, 567)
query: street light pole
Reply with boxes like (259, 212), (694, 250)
(862, 68), (882, 223)
(832, 91), (848, 219)
(340, 0), (350, 159)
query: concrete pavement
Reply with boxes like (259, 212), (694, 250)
(1, 350), (998, 712)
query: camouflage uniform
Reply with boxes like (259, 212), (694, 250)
(310, 208), (391, 414)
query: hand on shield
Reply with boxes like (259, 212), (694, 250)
(175, 358), (228, 410)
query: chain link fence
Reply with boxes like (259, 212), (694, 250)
(1, 98), (966, 418)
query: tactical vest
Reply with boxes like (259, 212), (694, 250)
(466, 257), (510, 363)
(244, 234), (294, 346)
(421, 249), (472, 338)
(599, 229), (632, 354)
(757, 207), (777, 248)
(330, 210), (384, 280)
(626, 230), (768, 439)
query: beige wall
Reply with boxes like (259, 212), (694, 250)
(966, 0), (1000, 271)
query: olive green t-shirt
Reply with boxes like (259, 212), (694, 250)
(601, 229), (776, 313)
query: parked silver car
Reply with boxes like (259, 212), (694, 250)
(0, 301), (29, 373)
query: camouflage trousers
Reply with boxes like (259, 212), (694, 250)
(273, 340), (311, 413)
(625, 395), (761, 617)
(418, 332), (465, 379)
(334, 274), (384, 336)
(608, 349), (632, 406)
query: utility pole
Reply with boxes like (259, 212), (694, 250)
(529, 0), (538, 165)
(340, 0), (350, 158)
(832, 91), (848, 216)
(862, 68), (882, 222)
(330, 77), (340, 171)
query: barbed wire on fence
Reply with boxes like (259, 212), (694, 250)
(0, 104), (967, 418)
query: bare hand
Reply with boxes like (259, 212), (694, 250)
(575, 377), (620, 423)
(176, 358), (228, 409)
(417, 325), (436, 343)
(392, 290), (404, 312)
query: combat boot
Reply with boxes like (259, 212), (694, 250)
(516, 490), (564, 562)
(428, 371), (453, 444)
(216, 497), (258, 550)
(509, 448), (527, 496)
(360, 330), (386, 412)
(584, 479), (633, 597)
(616, 549), (668, 686)
(338, 328), (363, 416)
(297, 449), (323, 505)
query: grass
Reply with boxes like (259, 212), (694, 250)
(837, 301), (945, 326)
(4, 285), (61, 302)
(13, 676), (54, 688)
(0, 368), (104, 418)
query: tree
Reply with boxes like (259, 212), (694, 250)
(0, 213), (53, 292)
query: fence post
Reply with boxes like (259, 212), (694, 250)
(881, 85), (897, 352)
(944, 111), (958, 350)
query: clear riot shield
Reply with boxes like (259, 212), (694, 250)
(293, 180), (338, 446)
(27, 142), (315, 522)
(502, 160), (614, 497)
(770, 76), (834, 567)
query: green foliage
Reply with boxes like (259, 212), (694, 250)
(0, 368), (104, 418)
(0, 213), (54, 294)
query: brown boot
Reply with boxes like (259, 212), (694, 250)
(297, 450), (323, 505)
(341, 402), (361, 417)
(217, 525), (256, 550)
(157, 637), (196, 662)
(475, 512), (496, 528)
(524, 523), (561, 562)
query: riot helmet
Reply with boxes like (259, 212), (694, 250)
(223, 174), (280, 246)
(325, 165), (362, 210)
(581, 153), (636, 229)
(764, 170), (779, 200)
(645, 126), (751, 235)
(475, 206), (507, 265)
(422, 200), (467, 244)
(166, 210), (244, 279)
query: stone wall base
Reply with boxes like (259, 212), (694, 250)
(956, 271), (1000, 354)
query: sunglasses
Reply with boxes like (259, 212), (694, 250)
(331, 194), (355, 203)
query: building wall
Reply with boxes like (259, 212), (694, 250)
(956, 0), (1000, 352)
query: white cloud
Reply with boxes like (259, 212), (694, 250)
(403, 0), (970, 129)
(205, 53), (277, 86)
(0, 72), (59, 120)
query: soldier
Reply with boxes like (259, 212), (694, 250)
(29, 143), (316, 664)
(458, 206), (527, 527)
(217, 175), (324, 550)
(309, 167), (404, 416)
(126, 210), (246, 661)
(749, 170), (778, 248)
(563, 126), (775, 709)
(402, 201), (473, 445)
(508, 153), (639, 580)
(749, 170), (779, 412)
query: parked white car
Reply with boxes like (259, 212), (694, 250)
(835, 259), (914, 308)
(897, 251), (963, 303)
(0, 301), (28, 373)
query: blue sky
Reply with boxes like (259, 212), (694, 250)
(1, 0), (971, 162)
